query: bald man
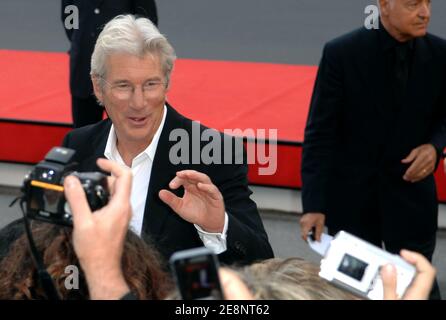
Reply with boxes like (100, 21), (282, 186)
(301, 0), (446, 299)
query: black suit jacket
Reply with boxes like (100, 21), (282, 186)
(302, 27), (446, 243)
(61, 0), (158, 98)
(62, 104), (274, 265)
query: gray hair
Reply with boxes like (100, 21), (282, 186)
(164, 258), (362, 300)
(91, 14), (176, 85)
(233, 258), (362, 300)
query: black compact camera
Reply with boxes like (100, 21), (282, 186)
(170, 247), (224, 300)
(22, 147), (109, 226)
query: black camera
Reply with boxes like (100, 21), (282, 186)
(170, 247), (224, 300)
(22, 147), (110, 226)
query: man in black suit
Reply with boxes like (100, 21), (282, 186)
(300, 0), (446, 298)
(61, 14), (273, 265)
(61, 0), (158, 128)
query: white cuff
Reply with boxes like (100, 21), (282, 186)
(194, 212), (228, 254)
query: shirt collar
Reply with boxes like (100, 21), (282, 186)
(378, 21), (414, 52)
(104, 105), (167, 165)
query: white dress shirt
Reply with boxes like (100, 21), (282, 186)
(104, 105), (228, 254)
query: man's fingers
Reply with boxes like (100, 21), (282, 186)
(404, 157), (423, 177)
(169, 176), (194, 190)
(159, 189), (182, 213)
(219, 268), (254, 300)
(300, 219), (312, 242)
(315, 221), (324, 242)
(64, 176), (92, 227)
(97, 158), (132, 202)
(97, 158), (124, 177)
(402, 149), (418, 164)
(197, 182), (222, 201)
(106, 176), (116, 195)
(381, 264), (398, 300)
(400, 250), (435, 300)
(404, 156), (428, 181)
(176, 170), (212, 184)
(402, 146), (437, 182)
(400, 250), (428, 268)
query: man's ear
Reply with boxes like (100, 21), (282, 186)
(91, 75), (104, 105)
(379, 0), (390, 17)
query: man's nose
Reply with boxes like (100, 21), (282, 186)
(130, 86), (145, 109)
(419, 1), (431, 20)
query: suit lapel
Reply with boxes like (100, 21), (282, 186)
(387, 36), (433, 143)
(81, 120), (111, 172)
(405, 36), (433, 108)
(360, 29), (393, 121)
(142, 104), (186, 239)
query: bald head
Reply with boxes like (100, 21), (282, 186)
(378, 0), (431, 42)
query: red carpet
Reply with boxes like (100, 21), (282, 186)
(1, 49), (446, 202)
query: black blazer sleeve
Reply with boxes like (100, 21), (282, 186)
(301, 42), (344, 215)
(210, 137), (274, 264)
(133, 0), (158, 26)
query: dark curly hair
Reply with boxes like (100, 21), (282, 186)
(0, 219), (173, 300)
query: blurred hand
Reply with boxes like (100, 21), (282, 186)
(219, 268), (254, 300)
(300, 212), (325, 242)
(64, 158), (133, 299)
(402, 144), (437, 183)
(159, 170), (225, 233)
(381, 249), (436, 300)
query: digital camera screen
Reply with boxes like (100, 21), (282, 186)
(338, 253), (368, 281)
(29, 183), (65, 215)
(174, 255), (222, 300)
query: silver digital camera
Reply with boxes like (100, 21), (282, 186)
(319, 231), (416, 300)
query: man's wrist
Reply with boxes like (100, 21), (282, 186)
(196, 212), (228, 234)
(83, 266), (129, 300)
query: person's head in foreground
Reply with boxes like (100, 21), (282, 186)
(0, 221), (172, 300)
(229, 257), (360, 300)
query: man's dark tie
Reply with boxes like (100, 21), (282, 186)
(394, 43), (411, 107)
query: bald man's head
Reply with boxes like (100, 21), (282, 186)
(378, 0), (431, 42)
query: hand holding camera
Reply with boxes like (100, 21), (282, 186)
(64, 158), (133, 299)
(15, 147), (133, 299)
(170, 247), (255, 300)
(311, 231), (435, 300)
(381, 249), (436, 300)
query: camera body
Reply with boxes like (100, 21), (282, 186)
(170, 247), (224, 300)
(22, 147), (109, 226)
(319, 231), (416, 300)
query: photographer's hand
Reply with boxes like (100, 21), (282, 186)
(381, 249), (436, 300)
(64, 158), (133, 300)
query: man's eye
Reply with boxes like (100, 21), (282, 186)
(144, 82), (160, 89)
(116, 84), (131, 89)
